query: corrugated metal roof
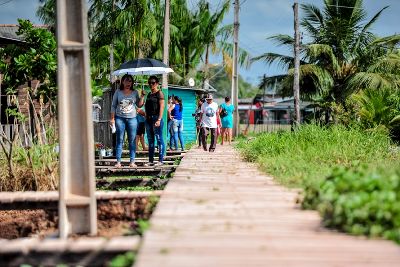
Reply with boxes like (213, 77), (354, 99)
(168, 84), (216, 92)
(0, 25), (25, 44)
(0, 24), (49, 45)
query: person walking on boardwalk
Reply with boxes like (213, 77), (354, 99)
(167, 96), (175, 150)
(169, 95), (185, 151)
(136, 107), (147, 151)
(193, 98), (204, 148)
(110, 74), (145, 168)
(200, 93), (219, 152)
(219, 96), (235, 145)
(144, 75), (165, 166)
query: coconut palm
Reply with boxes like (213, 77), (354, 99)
(354, 87), (400, 134)
(36, 0), (56, 30)
(253, 0), (400, 104)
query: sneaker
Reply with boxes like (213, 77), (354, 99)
(154, 162), (164, 167)
(144, 162), (154, 167)
(209, 148), (215, 152)
(129, 162), (137, 168)
(115, 162), (122, 168)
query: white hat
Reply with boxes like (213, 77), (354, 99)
(205, 93), (213, 100)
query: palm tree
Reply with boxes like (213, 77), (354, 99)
(354, 87), (400, 134)
(36, 0), (56, 30)
(253, 0), (400, 105)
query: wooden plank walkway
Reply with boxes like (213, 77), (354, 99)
(135, 145), (400, 267)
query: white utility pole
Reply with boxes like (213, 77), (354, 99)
(293, 2), (301, 124)
(110, 0), (115, 84)
(232, 0), (240, 136)
(162, 0), (170, 90)
(57, 0), (97, 238)
(162, 0), (170, 139)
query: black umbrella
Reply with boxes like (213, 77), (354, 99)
(113, 58), (174, 76)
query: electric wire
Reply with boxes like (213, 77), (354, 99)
(0, 0), (14, 6)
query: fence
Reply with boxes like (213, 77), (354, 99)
(93, 88), (114, 148)
(0, 123), (33, 147)
(240, 120), (292, 134)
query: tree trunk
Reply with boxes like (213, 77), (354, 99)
(203, 45), (210, 91)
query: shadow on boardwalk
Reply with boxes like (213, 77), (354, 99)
(135, 145), (400, 267)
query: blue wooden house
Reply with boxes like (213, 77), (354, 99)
(167, 85), (208, 143)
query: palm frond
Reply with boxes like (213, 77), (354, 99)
(267, 34), (294, 50)
(251, 53), (294, 70)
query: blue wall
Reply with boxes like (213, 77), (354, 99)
(168, 88), (197, 143)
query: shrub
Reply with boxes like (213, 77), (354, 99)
(302, 166), (400, 244)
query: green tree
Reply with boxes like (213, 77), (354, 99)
(0, 19), (57, 102)
(353, 87), (400, 137)
(209, 66), (258, 98)
(253, 0), (400, 105)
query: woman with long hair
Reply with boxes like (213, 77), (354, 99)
(219, 96), (235, 145)
(169, 95), (184, 151)
(110, 74), (145, 167)
(144, 75), (165, 166)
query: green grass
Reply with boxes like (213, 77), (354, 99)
(236, 124), (400, 188)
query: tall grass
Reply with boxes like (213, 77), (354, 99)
(0, 144), (59, 191)
(237, 124), (399, 188)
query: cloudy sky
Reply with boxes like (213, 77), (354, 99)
(1, 0), (399, 86)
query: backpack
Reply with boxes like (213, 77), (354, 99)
(220, 107), (228, 118)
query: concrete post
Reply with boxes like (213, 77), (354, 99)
(57, 0), (97, 238)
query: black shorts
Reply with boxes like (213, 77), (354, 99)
(137, 122), (145, 135)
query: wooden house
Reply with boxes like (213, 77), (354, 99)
(168, 85), (209, 143)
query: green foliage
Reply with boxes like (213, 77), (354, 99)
(209, 66), (258, 98)
(253, 0), (400, 104)
(236, 124), (399, 187)
(91, 79), (104, 98)
(353, 88), (400, 140)
(0, 19), (57, 102)
(108, 251), (136, 267)
(131, 219), (150, 236)
(302, 166), (400, 244)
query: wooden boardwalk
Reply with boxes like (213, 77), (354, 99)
(135, 145), (400, 267)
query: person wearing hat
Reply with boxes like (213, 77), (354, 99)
(200, 93), (219, 152)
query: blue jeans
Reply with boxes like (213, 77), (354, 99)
(167, 119), (175, 149)
(115, 116), (138, 162)
(145, 116), (165, 163)
(173, 119), (184, 150)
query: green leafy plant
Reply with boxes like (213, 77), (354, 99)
(353, 87), (400, 140)
(108, 251), (136, 267)
(302, 166), (400, 244)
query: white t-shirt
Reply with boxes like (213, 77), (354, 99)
(201, 101), (219, 128)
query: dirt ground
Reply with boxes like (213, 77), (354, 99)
(0, 197), (156, 239)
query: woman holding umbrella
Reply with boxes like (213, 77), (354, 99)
(110, 74), (145, 168)
(144, 75), (165, 166)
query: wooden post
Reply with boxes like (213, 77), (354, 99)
(232, 0), (240, 136)
(293, 2), (301, 125)
(57, 0), (97, 238)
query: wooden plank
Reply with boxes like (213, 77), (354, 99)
(134, 146), (400, 267)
